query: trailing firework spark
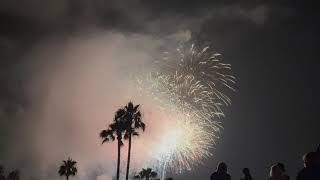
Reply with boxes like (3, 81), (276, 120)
(133, 43), (235, 179)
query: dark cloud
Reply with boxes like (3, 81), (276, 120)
(0, 0), (297, 37)
(2, 0), (293, 116)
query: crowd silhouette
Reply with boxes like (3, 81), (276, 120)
(211, 144), (320, 180)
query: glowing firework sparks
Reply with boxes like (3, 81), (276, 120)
(133, 43), (235, 179)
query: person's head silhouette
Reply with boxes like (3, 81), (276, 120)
(269, 164), (282, 178)
(315, 146), (320, 166)
(276, 162), (286, 173)
(303, 152), (317, 167)
(242, 168), (250, 175)
(242, 168), (250, 176)
(217, 162), (228, 173)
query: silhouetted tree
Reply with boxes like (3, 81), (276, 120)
(58, 158), (77, 180)
(134, 168), (159, 180)
(123, 102), (146, 180)
(7, 170), (19, 180)
(100, 108), (126, 180)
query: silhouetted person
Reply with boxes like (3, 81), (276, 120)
(316, 144), (320, 166)
(211, 162), (231, 180)
(0, 165), (5, 180)
(7, 169), (19, 180)
(276, 163), (290, 180)
(267, 165), (286, 180)
(240, 168), (253, 180)
(296, 152), (320, 180)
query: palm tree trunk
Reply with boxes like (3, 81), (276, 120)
(117, 138), (121, 180)
(125, 134), (132, 180)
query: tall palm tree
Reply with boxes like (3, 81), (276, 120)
(123, 102), (145, 180)
(58, 158), (77, 180)
(100, 108), (126, 180)
(134, 168), (159, 180)
(7, 170), (19, 180)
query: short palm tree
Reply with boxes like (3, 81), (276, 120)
(134, 168), (159, 180)
(58, 158), (77, 180)
(123, 102), (145, 180)
(7, 170), (19, 180)
(100, 108), (126, 180)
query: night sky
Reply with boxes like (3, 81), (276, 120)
(1, 1), (319, 180)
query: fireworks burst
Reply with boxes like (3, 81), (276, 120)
(133, 43), (235, 179)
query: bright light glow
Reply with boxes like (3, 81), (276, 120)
(132, 43), (235, 179)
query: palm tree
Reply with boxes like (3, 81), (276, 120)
(7, 170), (19, 180)
(134, 168), (159, 180)
(123, 102), (145, 180)
(100, 108), (126, 180)
(58, 158), (77, 180)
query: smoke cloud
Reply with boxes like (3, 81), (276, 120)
(0, 31), (172, 179)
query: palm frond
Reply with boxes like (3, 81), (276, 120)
(99, 130), (108, 138)
(132, 131), (139, 136)
(133, 104), (140, 112)
(141, 122), (146, 131)
(115, 108), (126, 120)
(127, 102), (134, 112)
(100, 129), (116, 144)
